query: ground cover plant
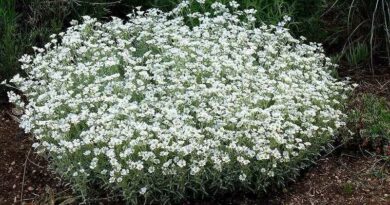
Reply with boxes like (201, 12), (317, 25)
(144, 0), (326, 42)
(0, 0), (138, 99)
(4, 0), (389, 100)
(5, 0), (353, 204)
(348, 93), (390, 160)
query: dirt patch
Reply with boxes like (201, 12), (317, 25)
(277, 154), (390, 205)
(339, 66), (390, 101)
(0, 105), (69, 204)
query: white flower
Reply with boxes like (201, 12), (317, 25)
(139, 187), (147, 195)
(190, 166), (200, 175)
(239, 173), (247, 181)
(148, 166), (155, 173)
(117, 177), (123, 183)
(229, 1), (239, 8)
(177, 159), (186, 168)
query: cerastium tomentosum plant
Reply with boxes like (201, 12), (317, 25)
(4, 0), (353, 203)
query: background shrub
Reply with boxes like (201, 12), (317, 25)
(0, 0), (19, 100)
(323, 0), (390, 71)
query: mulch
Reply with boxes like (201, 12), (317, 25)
(278, 154), (390, 205)
(339, 65), (390, 101)
(0, 104), (69, 205)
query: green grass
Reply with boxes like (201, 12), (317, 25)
(0, 0), (19, 80)
(345, 43), (370, 67)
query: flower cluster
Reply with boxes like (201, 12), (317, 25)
(8, 0), (351, 203)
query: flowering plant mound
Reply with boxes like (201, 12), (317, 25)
(7, 1), (351, 203)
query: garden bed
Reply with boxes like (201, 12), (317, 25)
(1, 82), (389, 204)
(1, 0), (390, 204)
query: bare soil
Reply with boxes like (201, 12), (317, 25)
(277, 155), (390, 205)
(0, 104), (69, 205)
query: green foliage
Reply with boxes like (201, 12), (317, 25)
(2, 0), (390, 94)
(0, 0), (157, 78)
(341, 182), (355, 195)
(345, 43), (370, 67)
(116, 0), (390, 70)
(142, 0), (291, 25)
(144, 0), (325, 39)
(284, 0), (326, 42)
(349, 94), (390, 159)
(0, 0), (19, 80)
(324, 0), (390, 70)
(0, 0), (123, 96)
